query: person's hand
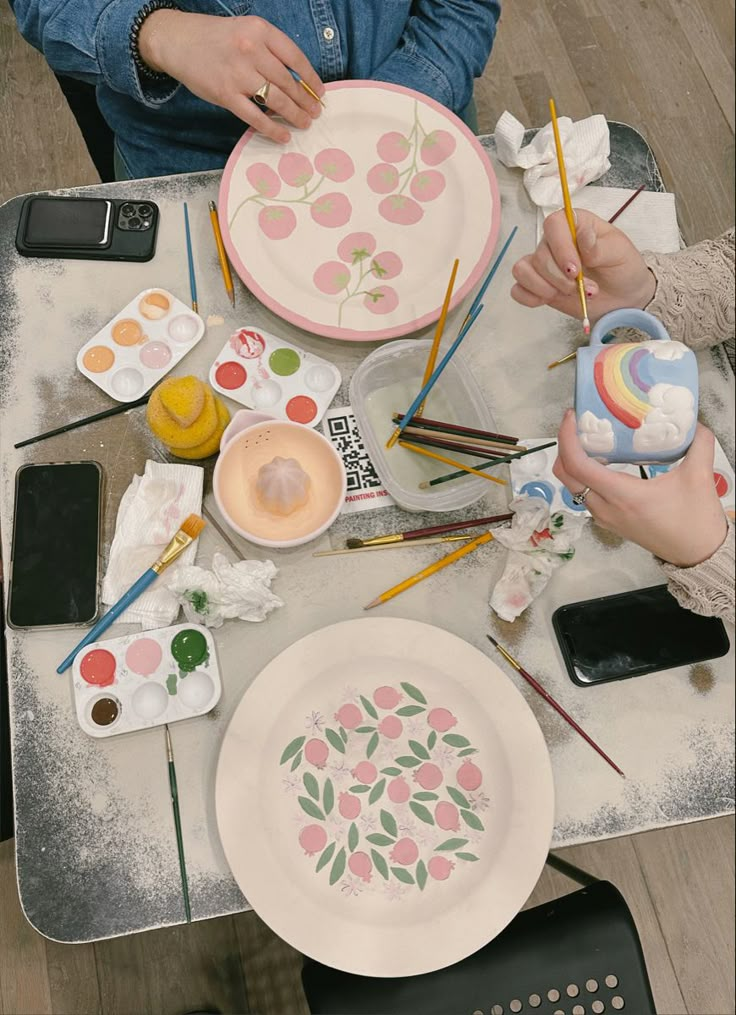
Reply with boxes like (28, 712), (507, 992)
(553, 411), (728, 567)
(511, 209), (657, 323)
(139, 11), (324, 144)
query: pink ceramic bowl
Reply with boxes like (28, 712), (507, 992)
(213, 410), (346, 548)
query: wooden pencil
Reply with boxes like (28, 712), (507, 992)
(398, 440), (507, 485)
(208, 200), (235, 306)
(417, 258), (459, 416)
(549, 98), (589, 334)
(364, 531), (495, 609)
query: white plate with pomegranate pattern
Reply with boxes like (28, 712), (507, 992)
(215, 618), (554, 977)
(218, 81), (501, 341)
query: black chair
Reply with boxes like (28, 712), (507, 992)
(54, 74), (116, 183)
(0, 585), (13, 842)
(302, 857), (656, 1015)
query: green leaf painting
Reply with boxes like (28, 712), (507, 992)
(396, 756), (421, 768)
(298, 796), (325, 821)
(339, 726), (348, 742)
(348, 822), (359, 852)
(360, 695), (378, 720)
(371, 849), (389, 880)
(461, 809), (484, 832)
(457, 747), (478, 756)
(366, 833), (395, 847)
(315, 842), (336, 872)
(447, 786), (470, 809)
(435, 838), (468, 851)
(427, 731), (437, 751)
(412, 791), (438, 801)
(280, 735), (306, 765)
(442, 734), (470, 748)
(416, 860), (428, 890)
(380, 810), (398, 838)
(303, 772), (320, 801)
(290, 751), (303, 772)
(350, 785), (370, 793)
(400, 682), (427, 704)
(391, 867), (415, 884)
(366, 732), (379, 758)
(323, 778), (334, 816)
(356, 726), (376, 734)
(409, 739), (430, 760)
(381, 767), (402, 776)
(368, 778), (386, 805)
(325, 727), (345, 753)
(329, 847), (346, 885)
(409, 801), (434, 825)
(396, 705), (425, 717)
(455, 852), (479, 862)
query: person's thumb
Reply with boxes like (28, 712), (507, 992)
(680, 422), (715, 476)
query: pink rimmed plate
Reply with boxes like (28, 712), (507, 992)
(215, 618), (553, 977)
(219, 82), (501, 341)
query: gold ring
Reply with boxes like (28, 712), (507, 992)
(253, 81), (271, 109)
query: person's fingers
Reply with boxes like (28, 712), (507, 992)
(256, 51), (321, 119)
(679, 422), (715, 477)
(529, 239), (577, 297)
(511, 257), (559, 303)
(252, 76), (312, 130)
(510, 283), (547, 308)
(229, 92), (290, 142)
(555, 409), (625, 494)
(264, 24), (324, 98)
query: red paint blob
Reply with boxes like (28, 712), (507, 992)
(215, 361), (247, 390)
(285, 395), (317, 424)
(80, 649), (117, 687)
(713, 471), (730, 497)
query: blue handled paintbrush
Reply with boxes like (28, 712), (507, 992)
(57, 514), (206, 674)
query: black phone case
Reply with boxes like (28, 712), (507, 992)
(15, 196), (159, 262)
(552, 584), (730, 687)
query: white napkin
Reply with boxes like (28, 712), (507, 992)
(494, 110), (610, 207)
(490, 496), (588, 622)
(165, 552), (283, 628)
(101, 461), (204, 629)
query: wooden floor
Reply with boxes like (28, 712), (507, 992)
(0, 0), (734, 1013)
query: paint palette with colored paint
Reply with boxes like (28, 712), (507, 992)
(71, 623), (221, 738)
(208, 326), (341, 427)
(76, 289), (205, 402)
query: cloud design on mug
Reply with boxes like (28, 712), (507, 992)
(578, 410), (615, 453)
(641, 339), (688, 361)
(632, 383), (695, 453)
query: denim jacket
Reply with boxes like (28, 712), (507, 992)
(12, 0), (500, 179)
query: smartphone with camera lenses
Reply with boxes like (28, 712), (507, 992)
(15, 196), (159, 262)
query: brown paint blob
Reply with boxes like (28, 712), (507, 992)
(689, 663), (715, 695)
(83, 345), (115, 373)
(111, 318), (144, 346)
(91, 696), (120, 726)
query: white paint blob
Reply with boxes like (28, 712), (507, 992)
(305, 364), (335, 392)
(178, 670), (216, 711)
(139, 341), (172, 369)
(110, 367), (145, 398)
(251, 379), (282, 408)
(132, 681), (169, 720)
(168, 314), (200, 343)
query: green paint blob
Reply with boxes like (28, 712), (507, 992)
(187, 589), (209, 615)
(269, 347), (300, 376)
(170, 629), (209, 672)
(166, 673), (178, 695)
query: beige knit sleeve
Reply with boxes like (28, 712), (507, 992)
(643, 229), (735, 350)
(660, 522), (735, 625)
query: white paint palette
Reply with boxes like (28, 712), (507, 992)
(76, 289), (205, 402)
(209, 326), (341, 428)
(71, 623), (221, 739)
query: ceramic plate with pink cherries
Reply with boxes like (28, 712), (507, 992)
(215, 618), (554, 977)
(218, 82), (500, 341)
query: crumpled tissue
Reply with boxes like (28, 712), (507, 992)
(490, 496), (588, 622)
(165, 552), (283, 628)
(494, 110), (610, 207)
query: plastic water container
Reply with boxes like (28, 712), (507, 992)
(350, 339), (501, 513)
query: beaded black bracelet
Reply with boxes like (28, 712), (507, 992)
(130, 0), (179, 82)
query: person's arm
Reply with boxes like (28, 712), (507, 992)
(367, 0), (500, 115)
(643, 229), (735, 350)
(660, 524), (735, 622)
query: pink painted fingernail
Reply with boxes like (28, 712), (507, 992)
(565, 263), (578, 275)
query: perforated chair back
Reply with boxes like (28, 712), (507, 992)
(302, 881), (656, 1015)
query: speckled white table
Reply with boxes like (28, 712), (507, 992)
(1, 127), (733, 943)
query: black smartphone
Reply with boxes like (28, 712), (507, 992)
(552, 584), (730, 686)
(15, 196), (159, 262)
(7, 462), (103, 630)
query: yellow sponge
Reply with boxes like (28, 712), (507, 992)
(169, 397), (230, 460)
(158, 375), (205, 428)
(147, 377), (230, 457)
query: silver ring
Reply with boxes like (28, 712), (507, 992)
(571, 485), (591, 505)
(252, 80), (271, 109)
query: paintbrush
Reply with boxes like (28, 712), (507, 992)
(486, 635), (625, 777)
(314, 535), (471, 557)
(391, 414), (519, 446)
(57, 514), (206, 674)
(419, 440), (558, 488)
(364, 530), (495, 609)
(14, 394), (150, 449)
(399, 428), (525, 457)
(398, 440), (507, 486)
(346, 512), (514, 548)
(165, 724), (192, 922)
(288, 67), (325, 106)
(417, 259), (459, 416)
(549, 98), (590, 335)
(183, 202), (198, 313)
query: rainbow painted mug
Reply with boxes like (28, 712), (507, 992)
(575, 308), (698, 465)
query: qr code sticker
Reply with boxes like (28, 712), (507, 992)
(322, 406), (395, 514)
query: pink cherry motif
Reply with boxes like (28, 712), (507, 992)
(457, 759), (482, 791)
(377, 131), (411, 163)
(366, 163), (400, 194)
(338, 792), (361, 820)
(363, 285), (398, 315)
(258, 205), (297, 240)
(371, 251), (403, 280)
(310, 192), (352, 228)
(389, 837), (419, 865)
(378, 195), (424, 226)
(314, 261), (351, 295)
(229, 328), (266, 360)
(435, 801), (460, 831)
(373, 686), (402, 709)
(314, 147), (355, 182)
(246, 162), (281, 198)
(378, 715), (403, 739)
(428, 855), (455, 881)
(427, 708), (457, 732)
(335, 703), (362, 730)
(304, 738), (329, 769)
(348, 851), (373, 883)
(278, 152), (314, 187)
(420, 130), (457, 167)
(410, 169), (446, 203)
(352, 760), (378, 784)
(387, 776), (411, 804)
(413, 763), (443, 791)
(337, 231), (376, 263)
(299, 824), (327, 856)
